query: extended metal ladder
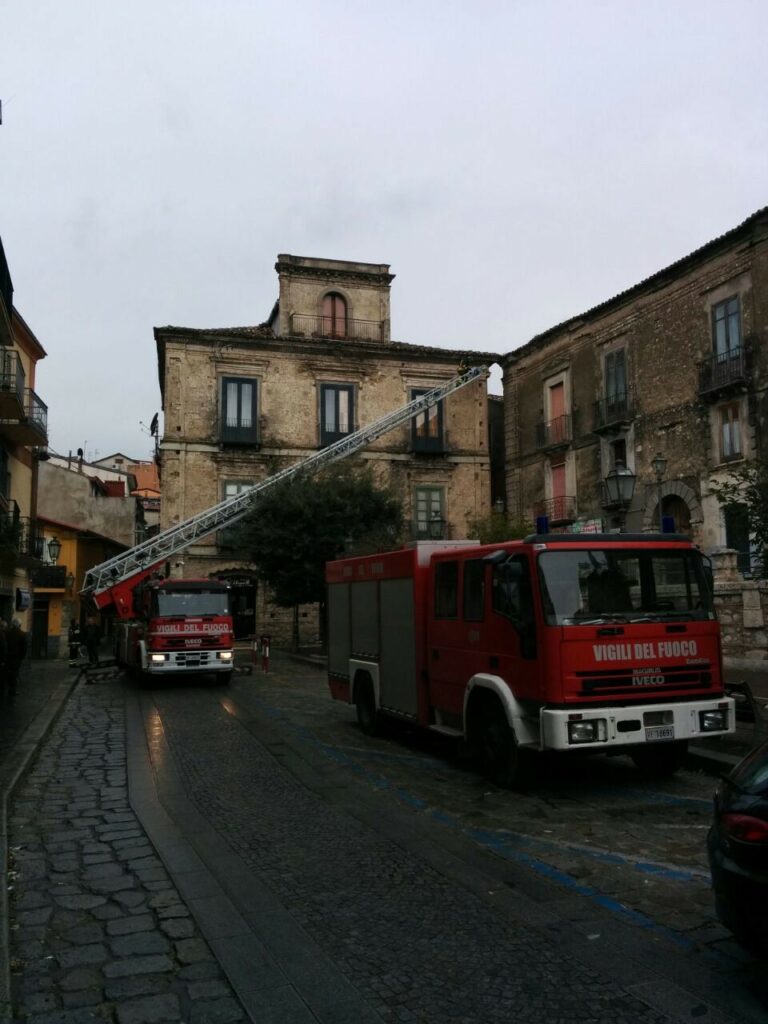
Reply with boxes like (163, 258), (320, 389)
(82, 365), (486, 599)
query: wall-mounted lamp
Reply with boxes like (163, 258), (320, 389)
(47, 536), (62, 564)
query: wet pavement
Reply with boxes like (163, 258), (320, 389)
(0, 651), (766, 1024)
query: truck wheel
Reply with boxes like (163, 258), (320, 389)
(479, 702), (532, 790)
(216, 671), (233, 687)
(631, 740), (688, 777)
(355, 676), (379, 736)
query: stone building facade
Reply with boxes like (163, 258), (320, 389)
(155, 255), (496, 643)
(502, 208), (768, 565)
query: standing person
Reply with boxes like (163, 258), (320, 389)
(5, 619), (27, 698)
(67, 619), (81, 667)
(83, 615), (101, 666)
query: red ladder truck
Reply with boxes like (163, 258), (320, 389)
(326, 532), (735, 785)
(80, 365), (487, 683)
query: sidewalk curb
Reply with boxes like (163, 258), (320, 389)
(0, 672), (80, 1024)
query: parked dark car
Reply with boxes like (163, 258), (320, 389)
(708, 739), (768, 951)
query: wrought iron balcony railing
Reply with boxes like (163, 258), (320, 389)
(533, 495), (577, 525)
(536, 414), (572, 450)
(593, 389), (633, 431)
(699, 347), (749, 397)
(0, 387), (48, 444)
(290, 313), (384, 342)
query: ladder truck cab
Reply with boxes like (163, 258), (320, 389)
(326, 533), (735, 787)
(113, 576), (234, 683)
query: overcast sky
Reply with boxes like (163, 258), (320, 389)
(2, 0), (767, 461)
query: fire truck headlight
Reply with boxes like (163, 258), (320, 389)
(567, 719), (607, 744)
(150, 654), (167, 664)
(699, 709), (727, 732)
(218, 651), (233, 661)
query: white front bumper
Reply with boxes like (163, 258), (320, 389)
(540, 697), (735, 751)
(146, 650), (234, 674)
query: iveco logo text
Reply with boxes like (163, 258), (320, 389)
(592, 640), (698, 662)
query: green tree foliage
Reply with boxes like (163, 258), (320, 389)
(230, 462), (404, 609)
(465, 508), (530, 545)
(710, 462), (768, 575)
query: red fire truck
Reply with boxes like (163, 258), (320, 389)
(326, 532), (735, 785)
(110, 575), (234, 684)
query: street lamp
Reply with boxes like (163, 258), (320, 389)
(493, 497), (505, 514)
(603, 461), (636, 531)
(47, 536), (62, 564)
(651, 452), (667, 531)
(65, 572), (75, 591)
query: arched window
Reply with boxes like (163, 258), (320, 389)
(321, 293), (347, 338)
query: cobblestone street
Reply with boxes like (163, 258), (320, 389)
(1, 656), (767, 1023)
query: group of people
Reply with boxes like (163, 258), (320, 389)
(0, 617), (28, 700)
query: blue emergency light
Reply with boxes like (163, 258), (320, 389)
(536, 515), (549, 535)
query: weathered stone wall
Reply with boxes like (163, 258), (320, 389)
(713, 549), (768, 661)
(503, 210), (768, 554)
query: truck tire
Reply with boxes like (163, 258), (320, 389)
(354, 675), (379, 736)
(216, 671), (233, 686)
(478, 700), (532, 790)
(630, 740), (688, 777)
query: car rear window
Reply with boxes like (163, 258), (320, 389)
(729, 741), (768, 795)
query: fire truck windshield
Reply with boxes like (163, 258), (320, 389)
(155, 590), (231, 617)
(537, 548), (714, 626)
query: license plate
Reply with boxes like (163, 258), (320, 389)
(645, 725), (675, 742)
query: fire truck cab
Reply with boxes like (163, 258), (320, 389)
(327, 534), (734, 786)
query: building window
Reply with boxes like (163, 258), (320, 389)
(414, 486), (444, 539)
(712, 296), (741, 357)
(320, 384), (354, 447)
(219, 480), (256, 549)
(223, 480), (255, 500)
(321, 292), (347, 338)
(610, 438), (627, 468)
(724, 504), (752, 575)
(719, 403), (742, 461)
(604, 349), (628, 412)
(221, 377), (259, 445)
(411, 388), (445, 453)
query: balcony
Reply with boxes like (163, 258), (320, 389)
(536, 414), (572, 451)
(0, 506), (43, 569)
(0, 348), (26, 418)
(0, 387), (48, 444)
(290, 313), (384, 342)
(698, 347), (749, 400)
(593, 389), (633, 433)
(533, 495), (577, 526)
